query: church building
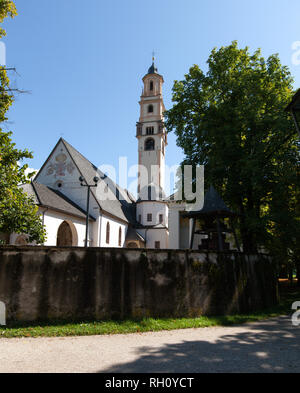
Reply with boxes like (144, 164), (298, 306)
(10, 61), (192, 249)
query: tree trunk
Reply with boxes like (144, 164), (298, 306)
(296, 260), (300, 287)
(289, 269), (294, 285)
(239, 213), (257, 254)
(238, 193), (258, 254)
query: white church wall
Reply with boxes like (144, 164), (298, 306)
(179, 216), (190, 249)
(99, 215), (127, 248)
(42, 210), (88, 247)
(92, 215), (101, 247)
(9, 209), (90, 247)
(168, 205), (180, 249)
(141, 228), (168, 249)
(168, 202), (192, 250)
(137, 202), (168, 227)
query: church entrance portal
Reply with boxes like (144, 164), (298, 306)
(57, 221), (78, 247)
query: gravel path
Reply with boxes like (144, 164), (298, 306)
(0, 316), (299, 373)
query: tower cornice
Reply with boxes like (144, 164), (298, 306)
(142, 73), (164, 83)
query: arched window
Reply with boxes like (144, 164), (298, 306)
(106, 222), (110, 244)
(150, 81), (154, 91)
(118, 226), (122, 247)
(145, 138), (155, 151)
(148, 104), (154, 113)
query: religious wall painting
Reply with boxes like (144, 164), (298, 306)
(46, 152), (75, 179)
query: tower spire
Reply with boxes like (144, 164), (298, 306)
(147, 52), (158, 75)
(152, 50), (155, 63)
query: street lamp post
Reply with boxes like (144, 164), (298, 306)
(79, 176), (99, 247)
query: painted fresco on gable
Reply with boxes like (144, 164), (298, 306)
(46, 152), (75, 178)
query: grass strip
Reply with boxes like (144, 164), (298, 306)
(1, 285), (299, 338)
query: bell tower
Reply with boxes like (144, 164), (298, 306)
(135, 58), (169, 249)
(136, 58), (168, 199)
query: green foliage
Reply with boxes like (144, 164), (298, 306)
(0, 133), (46, 245)
(0, 0), (16, 39)
(0, 1), (46, 244)
(165, 41), (299, 255)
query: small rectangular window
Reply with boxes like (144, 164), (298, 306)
(147, 214), (152, 222)
(159, 214), (163, 224)
(155, 241), (161, 249)
(146, 127), (154, 135)
(139, 215), (142, 223)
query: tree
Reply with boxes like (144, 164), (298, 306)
(0, 0), (16, 38)
(165, 41), (299, 254)
(0, 1), (46, 244)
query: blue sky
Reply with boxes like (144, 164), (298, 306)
(2, 0), (300, 189)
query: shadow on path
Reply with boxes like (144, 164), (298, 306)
(100, 316), (299, 373)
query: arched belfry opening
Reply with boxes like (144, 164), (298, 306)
(57, 221), (78, 247)
(145, 138), (155, 151)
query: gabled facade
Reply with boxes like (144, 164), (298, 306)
(11, 138), (139, 248)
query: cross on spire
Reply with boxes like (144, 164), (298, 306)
(152, 50), (155, 63)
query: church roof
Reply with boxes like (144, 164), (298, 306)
(60, 139), (137, 224)
(184, 186), (236, 218)
(143, 60), (164, 82)
(125, 227), (145, 243)
(148, 62), (158, 75)
(21, 182), (95, 220)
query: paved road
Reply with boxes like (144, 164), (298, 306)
(0, 316), (299, 373)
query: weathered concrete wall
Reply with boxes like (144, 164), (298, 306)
(0, 247), (278, 322)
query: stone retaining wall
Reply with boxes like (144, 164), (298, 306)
(0, 247), (278, 322)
